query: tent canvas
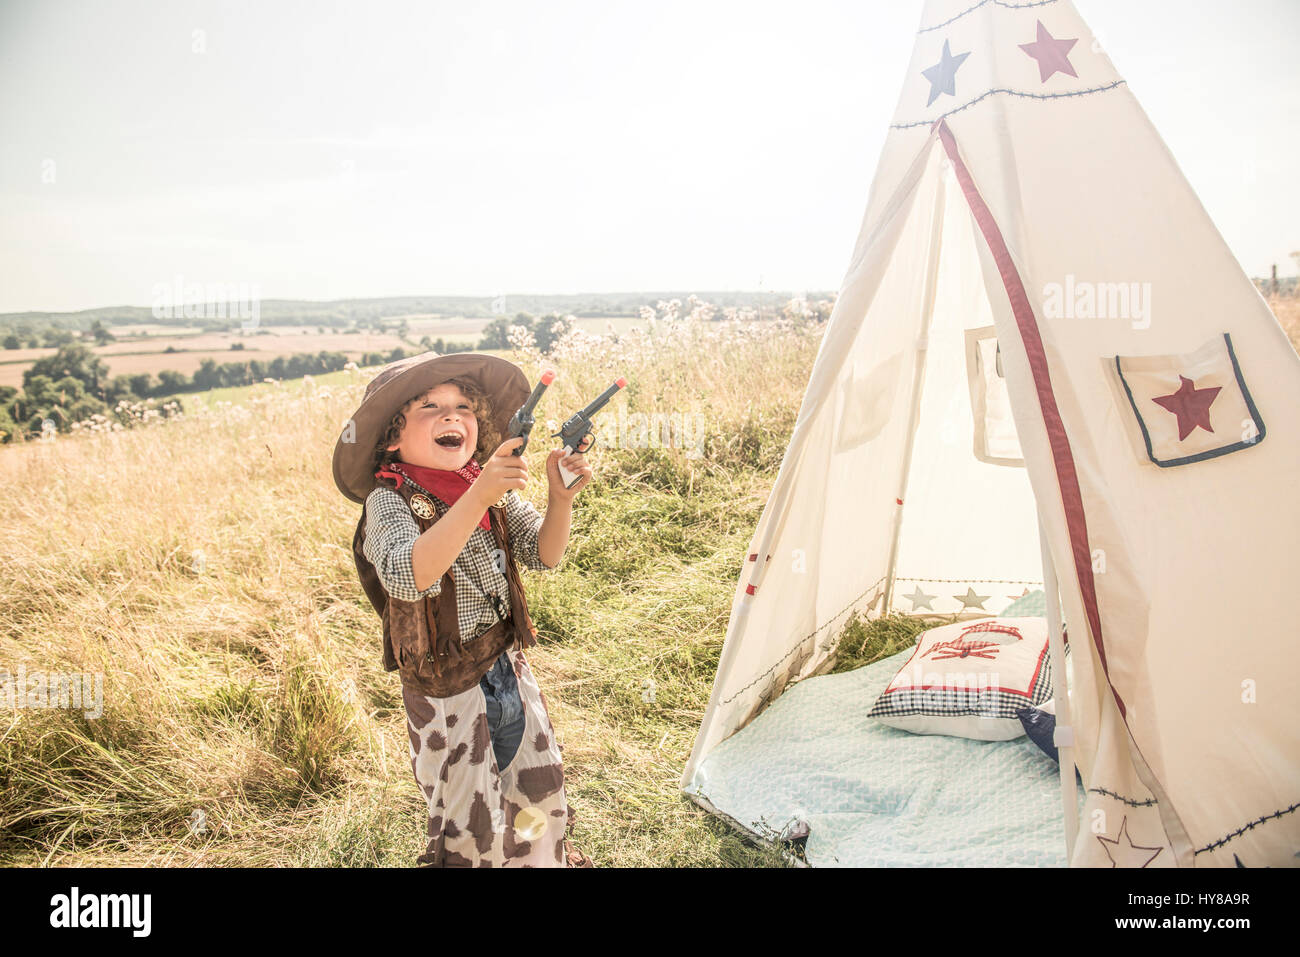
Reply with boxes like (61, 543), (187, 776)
(682, 0), (1300, 867)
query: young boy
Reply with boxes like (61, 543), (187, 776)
(332, 352), (593, 867)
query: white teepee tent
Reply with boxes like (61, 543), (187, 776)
(683, 0), (1300, 867)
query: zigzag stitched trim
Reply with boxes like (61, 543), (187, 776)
(1194, 802), (1300, 856)
(897, 575), (1043, 585)
(1088, 786), (1158, 808)
(891, 80), (1127, 129)
(719, 577), (884, 706)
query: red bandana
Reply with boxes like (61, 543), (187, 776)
(375, 457), (491, 531)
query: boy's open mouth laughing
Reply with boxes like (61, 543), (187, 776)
(434, 429), (465, 451)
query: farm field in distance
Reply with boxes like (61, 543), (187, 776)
(0, 313), (650, 389)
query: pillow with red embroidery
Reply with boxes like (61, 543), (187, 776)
(867, 618), (1053, 741)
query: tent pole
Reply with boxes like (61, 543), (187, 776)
(1038, 512), (1079, 861)
(882, 157), (946, 613)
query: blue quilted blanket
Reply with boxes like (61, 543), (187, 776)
(684, 644), (1082, 866)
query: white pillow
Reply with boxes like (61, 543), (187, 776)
(867, 617), (1053, 741)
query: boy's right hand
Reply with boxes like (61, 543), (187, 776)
(474, 437), (529, 505)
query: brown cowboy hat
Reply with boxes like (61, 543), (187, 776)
(332, 351), (530, 504)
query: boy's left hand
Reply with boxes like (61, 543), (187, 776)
(546, 444), (593, 499)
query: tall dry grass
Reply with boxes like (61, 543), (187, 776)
(4, 297), (1296, 867)
(1270, 295), (1300, 354)
(0, 314), (823, 866)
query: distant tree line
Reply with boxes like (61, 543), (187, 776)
(0, 343), (432, 442)
(418, 336), (475, 355)
(0, 332), (504, 441)
(2, 318), (115, 350)
(0, 290), (848, 343)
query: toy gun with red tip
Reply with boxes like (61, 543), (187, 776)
(507, 368), (555, 455)
(553, 377), (627, 488)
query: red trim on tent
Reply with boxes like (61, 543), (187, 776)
(936, 120), (1124, 720)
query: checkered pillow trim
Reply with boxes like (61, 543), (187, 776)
(868, 643), (1053, 721)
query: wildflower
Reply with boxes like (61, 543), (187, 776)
(506, 324), (537, 354)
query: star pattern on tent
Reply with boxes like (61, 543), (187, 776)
(954, 587), (989, 611)
(1152, 375), (1222, 441)
(904, 586), (937, 611)
(1018, 20), (1079, 83)
(1096, 816), (1163, 868)
(922, 39), (971, 106)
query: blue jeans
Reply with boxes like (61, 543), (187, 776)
(479, 651), (526, 772)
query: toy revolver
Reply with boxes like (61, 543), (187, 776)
(507, 369), (555, 455)
(553, 377), (627, 489)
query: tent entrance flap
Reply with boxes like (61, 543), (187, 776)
(680, 134), (958, 787)
(886, 161), (1043, 619)
(682, 140), (1048, 789)
(880, 158), (946, 613)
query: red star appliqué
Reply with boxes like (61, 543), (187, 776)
(1019, 20), (1079, 83)
(1151, 375), (1221, 441)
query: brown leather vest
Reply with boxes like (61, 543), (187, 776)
(352, 474), (538, 697)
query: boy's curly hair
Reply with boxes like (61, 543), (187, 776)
(373, 376), (502, 473)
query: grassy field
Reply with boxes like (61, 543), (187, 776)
(2, 298), (1297, 868)
(0, 314), (825, 867)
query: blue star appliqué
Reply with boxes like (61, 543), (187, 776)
(922, 39), (971, 107)
(904, 586), (937, 611)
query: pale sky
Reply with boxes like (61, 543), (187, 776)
(0, 0), (1296, 313)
